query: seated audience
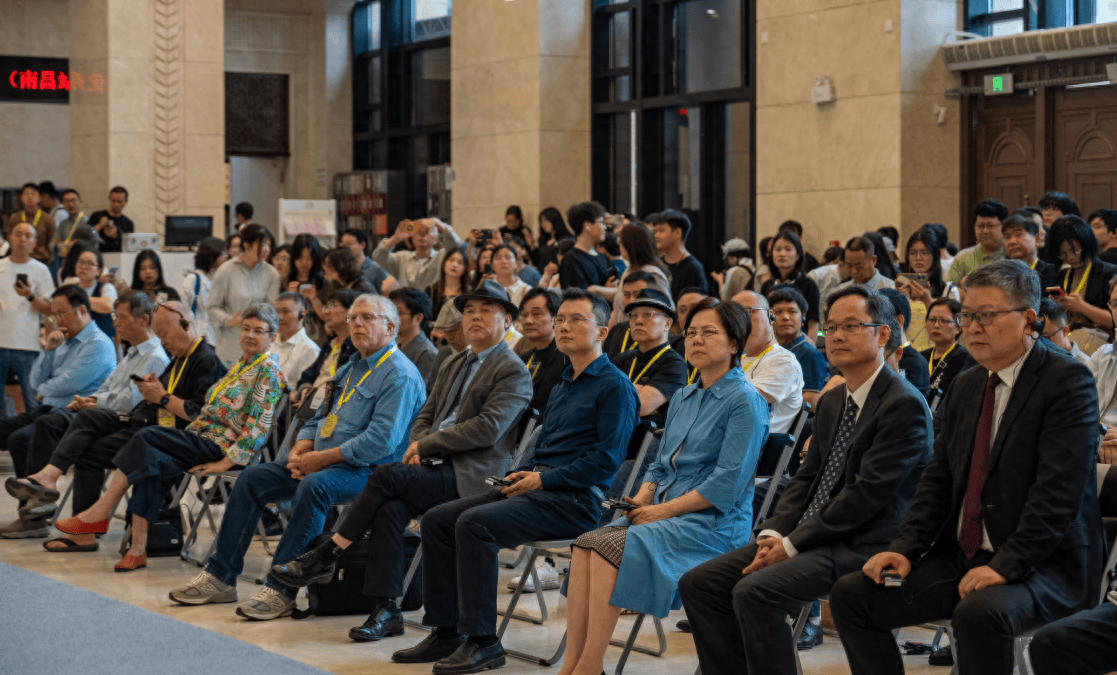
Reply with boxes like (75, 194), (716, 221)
(386, 289), (637, 673)
(534, 206), (573, 271)
(948, 198), (1008, 284)
(608, 224), (670, 325)
(713, 238), (755, 302)
(0, 222), (56, 412)
(679, 285), (933, 675)
(919, 222), (956, 278)
(1088, 279), (1117, 443)
(53, 304), (286, 571)
(126, 249), (181, 303)
(896, 229), (960, 352)
(58, 242), (117, 339)
(833, 237), (893, 297)
(292, 289), (360, 410)
(1090, 208), (1117, 266)
(170, 294), (426, 619)
(505, 235), (541, 287)
(517, 287), (568, 416)
(341, 227), (397, 294)
(879, 288), (932, 400)
(488, 245), (531, 309)
(559, 202), (613, 292)
(389, 287), (439, 388)
(1, 291), (169, 538)
(1039, 297), (1090, 364)
(6, 301), (224, 548)
(830, 259), (1104, 675)
(768, 285), (828, 407)
(270, 281), (531, 638)
(429, 301), (469, 377)
(863, 232), (900, 281)
(182, 236), (229, 345)
(759, 230), (820, 338)
(650, 210), (708, 300)
(611, 289), (688, 430)
(557, 298), (768, 675)
(1039, 190), (1081, 230)
(373, 218), (460, 290)
(284, 233), (325, 296)
(730, 291), (804, 434)
(672, 287), (710, 346)
(269, 244), (291, 279)
(500, 205), (535, 256)
(921, 298), (968, 398)
(779, 220), (821, 271)
(1049, 215), (1117, 354)
(322, 247), (375, 297)
(807, 248), (848, 324)
(268, 292), (320, 381)
(1002, 213), (1058, 292)
(426, 249), (470, 314)
(603, 271), (661, 358)
(1028, 600), (1117, 675)
(208, 224), (281, 363)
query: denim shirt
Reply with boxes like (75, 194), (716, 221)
(92, 336), (170, 412)
(29, 321), (117, 408)
(298, 341), (427, 467)
(519, 353), (639, 492)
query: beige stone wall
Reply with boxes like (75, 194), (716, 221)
(450, 0), (591, 237)
(755, 0), (962, 259)
(0, 0), (71, 189)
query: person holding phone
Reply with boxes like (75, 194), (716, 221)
(0, 221), (55, 414)
(1048, 215), (1117, 355)
(897, 229), (960, 351)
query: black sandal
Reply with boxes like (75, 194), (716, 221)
(5, 477), (60, 503)
(43, 536), (99, 553)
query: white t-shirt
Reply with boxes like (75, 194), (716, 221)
(743, 344), (804, 434)
(0, 258), (54, 351)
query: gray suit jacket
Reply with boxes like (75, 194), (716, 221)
(413, 340), (533, 498)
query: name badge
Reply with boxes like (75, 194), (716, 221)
(157, 408), (175, 427)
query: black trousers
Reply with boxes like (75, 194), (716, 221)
(0, 407), (66, 477)
(335, 461), (458, 598)
(113, 426), (223, 523)
(829, 543), (1039, 675)
(1030, 601), (1117, 675)
(678, 540), (872, 675)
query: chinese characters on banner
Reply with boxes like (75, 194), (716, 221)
(7, 70), (104, 92)
(0, 57), (102, 103)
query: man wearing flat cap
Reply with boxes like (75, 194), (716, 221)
(271, 279), (533, 644)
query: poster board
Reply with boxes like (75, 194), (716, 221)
(278, 199), (336, 246)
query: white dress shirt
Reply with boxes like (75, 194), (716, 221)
(269, 326), (321, 383)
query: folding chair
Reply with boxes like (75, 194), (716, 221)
(499, 422), (659, 667)
(752, 403), (813, 533)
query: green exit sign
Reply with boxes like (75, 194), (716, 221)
(984, 73), (1014, 96)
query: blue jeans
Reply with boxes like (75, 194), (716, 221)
(0, 348), (42, 414)
(421, 487), (601, 636)
(205, 460), (372, 597)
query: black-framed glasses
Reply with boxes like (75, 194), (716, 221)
(925, 317), (960, 327)
(820, 320), (884, 336)
(958, 308), (1028, 327)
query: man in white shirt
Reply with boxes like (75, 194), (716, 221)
(0, 221), (55, 412)
(730, 291), (803, 434)
(372, 218), (460, 290)
(269, 292), (320, 383)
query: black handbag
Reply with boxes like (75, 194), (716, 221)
(292, 529), (423, 619)
(119, 505), (184, 558)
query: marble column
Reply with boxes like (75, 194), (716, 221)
(69, 0), (225, 236)
(450, 0), (591, 234)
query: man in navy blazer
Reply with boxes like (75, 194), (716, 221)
(831, 259), (1105, 675)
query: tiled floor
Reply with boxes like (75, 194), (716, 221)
(0, 463), (947, 675)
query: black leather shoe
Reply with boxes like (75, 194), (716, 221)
(676, 619), (692, 632)
(392, 633), (468, 664)
(796, 621), (823, 650)
(270, 547), (338, 588)
(432, 640), (506, 675)
(349, 604), (404, 642)
(928, 645), (954, 666)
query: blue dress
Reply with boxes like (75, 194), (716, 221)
(600, 367), (768, 617)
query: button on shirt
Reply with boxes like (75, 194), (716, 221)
(760, 360), (886, 557)
(954, 343), (1034, 553)
(436, 341), (502, 432)
(297, 342), (427, 467)
(92, 336), (170, 412)
(269, 326), (321, 383)
(29, 322), (117, 408)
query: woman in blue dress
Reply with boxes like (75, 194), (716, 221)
(557, 297), (769, 675)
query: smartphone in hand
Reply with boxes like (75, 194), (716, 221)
(1046, 287), (1066, 297)
(15, 273), (28, 288)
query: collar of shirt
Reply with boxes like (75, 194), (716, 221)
(67, 321), (100, 344)
(561, 352), (611, 383)
(980, 245), (1006, 263)
(787, 334), (808, 351)
(680, 365), (744, 401)
(344, 340), (398, 370)
(468, 339), (503, 367)
(277, 326), (309, 347)
(531, 337), (558, 361)
(991, 340), (1034, 389)
(131, 335), (162, 357)
(845, 360), (886, 418)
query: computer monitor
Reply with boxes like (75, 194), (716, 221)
(164, 215), (213, 248)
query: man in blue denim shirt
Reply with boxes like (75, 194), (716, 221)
(169, 294), (427, 620)
(390, 288), (639, 674)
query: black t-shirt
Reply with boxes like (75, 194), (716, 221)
(665, 255), (708, 301)
(899, 345), (931, 401)
(921, 343), (969, 400)
(761, 272), (820, 327)
(521, 338), (569, 418)
(130, 340), (226, 429)
(559, 247), (611, 289)
(87, 210), (135, 252)
(611, 341), (689, 429)
(604, 320), (636, 360)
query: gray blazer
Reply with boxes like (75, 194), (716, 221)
(413, 340), (533, 498)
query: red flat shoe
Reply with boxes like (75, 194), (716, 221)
(114, 553), (147, 572)
(54, 515), (110, 535)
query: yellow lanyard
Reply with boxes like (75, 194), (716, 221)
(333, 348), (394, 412)
(167, 338), (202, 395)
(742, 343), (776, 373)
(63, 212), (84, 244)
(620, 329), (632, 353)
(687, 366), (698, 385)
(928, 342), (957, 378)
(1030, 259), (1037, 270)
(526, 353), (542, 379)
(628, 344), (671, 384)
(327, 342), (341, 377)
(22, 210), (41, 227)
(208, 353), (269, 404)
(1064, 262), (1091, 296)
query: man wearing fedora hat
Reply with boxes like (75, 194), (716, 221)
(270, 279), (532, 643)
(613, 288), (689, 430)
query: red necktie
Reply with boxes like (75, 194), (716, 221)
(960, 373), (1001, 558)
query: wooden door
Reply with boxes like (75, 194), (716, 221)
(1053, 88), (1117, 217)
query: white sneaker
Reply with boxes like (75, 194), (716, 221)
(507, 558), (561, 592)
(169, 571), (238, 605)
(236, 586), (295, 620)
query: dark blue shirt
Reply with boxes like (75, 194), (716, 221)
(519, 353), (639, 492)
(785, 334), (829, 393)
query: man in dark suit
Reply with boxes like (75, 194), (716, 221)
(830, 258), (1105, 675)
(677, 284), (934, 675)
(270, 279), (533, 640)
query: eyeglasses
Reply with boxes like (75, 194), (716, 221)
(925, 317), (960, 327)
(685, 327), (724, 339)
(347, 312), (390, 325)
(1059, 246), (1083, 261)
(51, 307), (74, 322)
(240, 325), (273, 338)
(552, 315), (600, 328)
(821, 320), (885, 336)
(627, 309), (666, 322)
(958, 308), (1028, 326)
(908, 249), (932, 258)
(76, 260), (99, 268)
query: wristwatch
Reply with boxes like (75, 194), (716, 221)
(159, 394), (171, 407)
